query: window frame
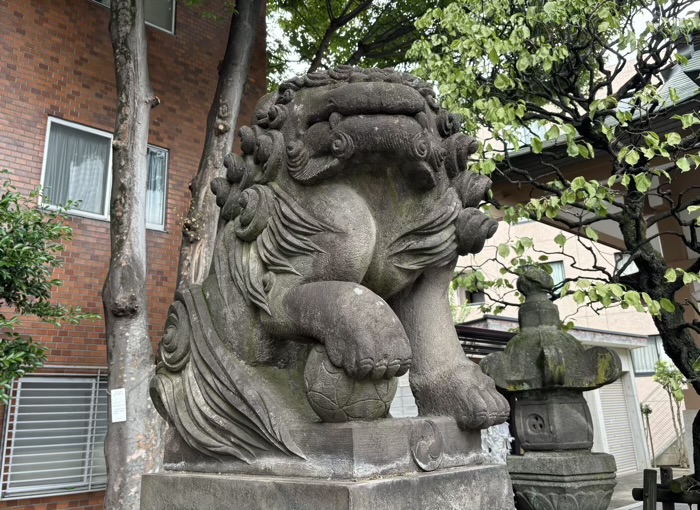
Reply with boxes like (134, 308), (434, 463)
(547, 260), (566, 289)
(90, 0), (177, 35)
(0, 374), (108, 500)
(39, 117), (168, 231)
(632, 335), (673, 376)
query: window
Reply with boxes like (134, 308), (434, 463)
(92, 0), (176, 34)
(614, 252), (639, 277)
(452, 282), (486, 307)
(632, 335), (673, 375)
(1, 376), (108, 500)
(461, 288), (487, 306)
(41, 118), (168, 230)
(547, 261), (566, 289)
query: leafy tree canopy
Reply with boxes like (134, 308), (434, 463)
(410, 0), (700, 327)
(411, 0), (700, 461)
(267, 0), (447, 87)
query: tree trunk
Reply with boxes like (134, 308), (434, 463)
(176, 0), (263, 289)
(666, 388), (683, 466)
(645, 414), (656, 467)
(675, 399), (689, 468)
(652, 309), (700, 475)
(103, 1), (162, 508)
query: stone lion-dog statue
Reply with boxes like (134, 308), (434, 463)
(150, 66), (509, 462)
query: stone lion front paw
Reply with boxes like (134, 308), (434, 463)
(323, 287), (412, 381)
(413, 361), (510, 430)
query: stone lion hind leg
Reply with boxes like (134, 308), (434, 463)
(389, 264), (510, 429)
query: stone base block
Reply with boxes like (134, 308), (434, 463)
(508, 452), (616, 510)
(163, 417), (484, 479)
(141, 464), (514, 510)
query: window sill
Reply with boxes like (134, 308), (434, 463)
(41, 204), (167, 232)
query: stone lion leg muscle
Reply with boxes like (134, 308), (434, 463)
(390, 264), (510, 429)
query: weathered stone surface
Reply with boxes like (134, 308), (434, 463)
(508, 453), (616, 510)
(145, 67), (514, 510)
(513, 390), (594, 451)
(141, 463), (515, 510)
(150, 66), (510, 465)
(162, 417), (484, 479)
(482, 269), (620, 510)
(481, 269), (621, 394)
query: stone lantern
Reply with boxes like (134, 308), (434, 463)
(481, 268), (622, 510)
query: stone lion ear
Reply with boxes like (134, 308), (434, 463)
(239, 126), (256, 155)
(443, 133), (479, 178)
(224, 153), (247, 184)
(437, 111), (462, 138)
(454, 208), (498, 255)
(451, 171), (493, 208)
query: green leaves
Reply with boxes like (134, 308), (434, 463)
(677, 157), (691, 172)
(624, 150), (639, 166)
(584, 226), (599, 242)
(494, 74), (511, 90)
(0, 335), (47, 405)
(497, 243), (511, 258)
(666, 132), (682, 146)
(664, 268), (678, 282)
(654, 361), (685, 403)
(531, 137), (543, 154)
(0, 173), (98, 403)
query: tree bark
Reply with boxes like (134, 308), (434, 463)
(645, 413), (655, 467)
(176, 0), (263, 289)
(103, 1), (162, 508)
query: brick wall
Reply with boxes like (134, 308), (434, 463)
(0, 0), (267, 508)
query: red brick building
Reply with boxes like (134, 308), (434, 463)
(0, 1), (266, 508)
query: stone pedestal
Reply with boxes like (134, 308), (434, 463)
(141, 464), (514, 510)
(508, 452), (616, 510)
(141, 417), (514, 510)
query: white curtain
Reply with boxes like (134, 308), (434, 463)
(550, 261), (566, 288)
(146, 147), (166, 227)
(44, 123), (109, 215)
(145, 0), (174, 31)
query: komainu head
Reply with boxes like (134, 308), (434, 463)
(211, 66), (496, 255)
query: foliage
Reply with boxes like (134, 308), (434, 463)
(449, 275), (480, 322)
(411, 0), (700, 407)
(267, 0), (447, 87)
(0, 174), (97, 403)
(654, 359), (689, 467)
(655, 360), (686, 403)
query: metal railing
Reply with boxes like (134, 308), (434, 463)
(1, 370), (108, 500)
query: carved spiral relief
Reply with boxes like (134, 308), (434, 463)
(410, 420), (444, 471)
(267, 104), (287, 130)
(444, 133), (479, 179)
(330, 131), (355, 160)
(235, 185), (274, 242)
(455, 207), (499, 255)
(286, 140), (309, 173)
(158, 299), (191, 373)
(410, 131), (431, 161)
(437, 111), (461, 138)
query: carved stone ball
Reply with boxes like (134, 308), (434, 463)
(304, 345), (398, 422)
